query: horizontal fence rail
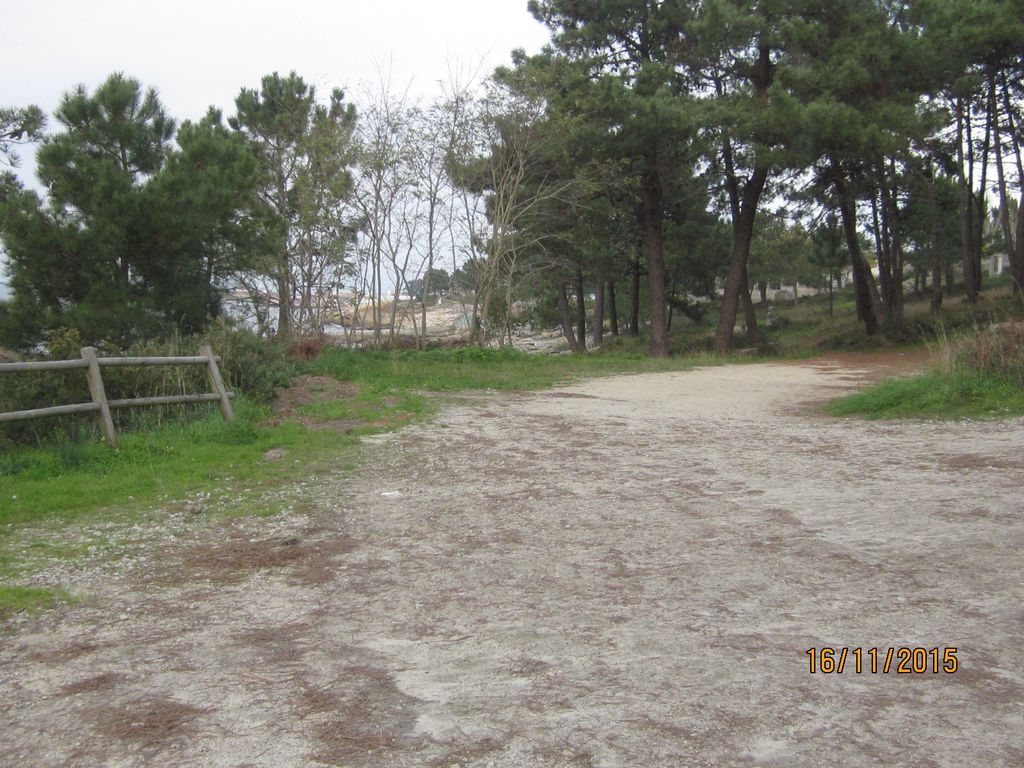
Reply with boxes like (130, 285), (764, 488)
(0, 345), (234, 446)
(0, 359), (89, 373)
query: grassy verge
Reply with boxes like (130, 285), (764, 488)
(0, 399), (369, 617)
(0, 585), (73, 621)
(308, 346), (735, 392)
(0, 399), (360, 530)
(825, 368), (1024, 420)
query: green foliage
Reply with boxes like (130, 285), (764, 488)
(0, 399), (354, 530)
(748, 213), (818, 292)
(0, 323), (294, 446)
(310, 347), (711, 393)
(898, 170), (962, 272)
(826, 319), (1024, 419)
(407, 268), (452, 300)
(202, 321), (295, 403)
(230, 71), (358, 337)
(0, 105), (46, 167)
(0, 74), (261, 349)
(825, 368), (1024, 420)
(0, 585), (71, 619)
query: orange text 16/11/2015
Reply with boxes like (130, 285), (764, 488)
(806, 647), (958, 674)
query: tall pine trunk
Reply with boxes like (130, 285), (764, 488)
(593, 277), (604, 346)
(834, 168), (880, 336)
(557, 282), (580, 352)
(828, 269), (835, 317)
(956, 98), (978, 302)
(871, 191), (893, 316)
(642, 151), (669, 357)
(713, 45), (772, 354)
(608, 281), (619, 337)
(882, 168), (905, 329)
(713, 165), (768, 353)
(991, 75), (1018, 291)
(740, 268), (762, 345)
(575, 265), (587, 352)
(276, 264), (292, 339)
(928, 162), (943, 312)
(629, 248), (641, 337)
(1001, 74), (1024, 293)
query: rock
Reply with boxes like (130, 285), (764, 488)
(263, 448), (287, 461)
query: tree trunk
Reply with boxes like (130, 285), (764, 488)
(575, 265), (587, 352)
(828, 269), (834, 317)
(872, 191), (893, 314)
(557, 282), (580, 352)
(834, 169), (880, 336)
(713, 44), (772, 354)
(969, 94), (986, 294)
(956, 97), (978, 302)
(992, 77), (1018, 290)
(470, 290), (481, 346)
(276, 264), (292, 338)
(929, 162), (943, 312)
(883, 165), (905, 329)
(714, 165), (769, 353)
(593, 276), (604, 347)
(608, 280), (619, 337)
(758, 280), (767, 305)
(629, 248), (641, 337)
(642, 152), (669, 357)
(1001, 75), (1024, 294)
(740, 268), (762, 345)
(1016, 203), (1024, 295)
(420, 199), (436, 351)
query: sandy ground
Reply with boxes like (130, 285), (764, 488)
(2, 355), (1023, 767)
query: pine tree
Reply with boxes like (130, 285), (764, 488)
(229, 72), (358, 338)
(0, 73), (260, 348)
(527, 0), (701, 356)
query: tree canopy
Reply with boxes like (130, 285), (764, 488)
(0, 74), (259, 348)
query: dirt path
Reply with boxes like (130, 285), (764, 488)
(3, 357), (1023, 767)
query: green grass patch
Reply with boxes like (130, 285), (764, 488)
(0, 397), (362, 603)
(0, 399), (358, 530)
(295, 387), (431, 428)
(309, 346), (734, 393)
(825, 369), (1024, 420)
(0, 585), (73, 620)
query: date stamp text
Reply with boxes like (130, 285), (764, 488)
(805, 646), (958, 674)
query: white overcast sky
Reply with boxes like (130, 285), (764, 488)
(0, 0), (552, 296)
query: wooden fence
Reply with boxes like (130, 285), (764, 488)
(0, 345), (234, 446)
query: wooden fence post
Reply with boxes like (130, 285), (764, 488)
(81, 346), (117, 446)
(199, 344), (234, 422)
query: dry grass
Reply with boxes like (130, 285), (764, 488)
(60, 671), (126, 696)
(92, 695), (207, 747)
(179, 530), (357, 586)
(959, 321), (1024, 383)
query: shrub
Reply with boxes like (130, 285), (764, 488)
(202, 321), (295, 403)
(0, 321), (294, 447)
(288, 336), (325, 360)
(958, 322), (1024, 386)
